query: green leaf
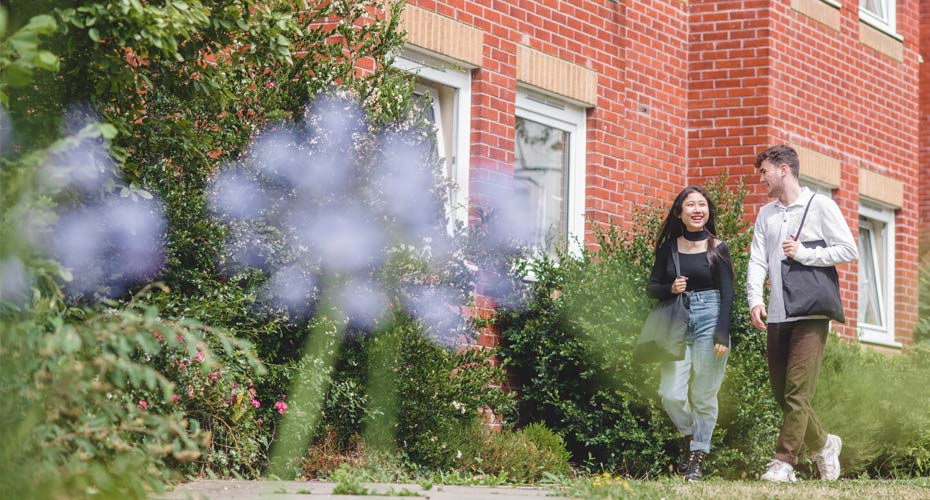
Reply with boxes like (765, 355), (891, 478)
(24, 14), (57, 35)
(57, 266), (74, 282)
(99, 123), (118, 139)
(88, 28), (100, 42)
(2, 64), (33, 88)
(35, 51), (59, 71)
(0, 7), (7, 39)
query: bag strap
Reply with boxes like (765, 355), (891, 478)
(672, 239), (681, 276)
(792, 193), (817, 241)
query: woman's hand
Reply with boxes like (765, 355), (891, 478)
(714, 343), (729, 358)
(670, 276), (688, 295)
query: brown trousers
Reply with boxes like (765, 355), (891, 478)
(767, 319), (829, 465)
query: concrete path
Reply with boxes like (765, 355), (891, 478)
(158, 480), (576, 500)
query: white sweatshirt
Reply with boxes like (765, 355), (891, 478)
(746, 187), (858, 323)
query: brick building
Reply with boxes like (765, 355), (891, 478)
(395, 0), (925, 347)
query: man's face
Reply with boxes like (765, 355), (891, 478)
(758, 160), (785, 198)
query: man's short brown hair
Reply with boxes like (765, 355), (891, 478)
(754, 144), (800, 178)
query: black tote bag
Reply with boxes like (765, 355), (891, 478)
(781, 194), (846, 323)
(633, 244), (689, 363)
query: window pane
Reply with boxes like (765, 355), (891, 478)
(514, 116), (569, 253)
(861, 0), (887, 23)
(857, 220), (884, 327)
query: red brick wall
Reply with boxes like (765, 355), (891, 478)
(404, 0), (921, 344)
(685, 0), (919, 342)
(687, 0), (770, 205)
(921, 0), (930, 257)
(617, 0), (690, 215)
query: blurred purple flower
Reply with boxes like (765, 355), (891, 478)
(336, 278), (388, 331)
(403, 284), (467, 348)
(267, 264), (318, 315)
(207, 167), (268, 221)
(222, 227), (273, 271)
(0, 257), (31, 305)
(376, 132), (447, 245)
(290, 203), (385, 273)
(51, 197), (166, 296)
(42, 138), (114, 195)
(0, 107), (11, 156)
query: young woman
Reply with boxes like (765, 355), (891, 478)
(646, 186), (735, 481)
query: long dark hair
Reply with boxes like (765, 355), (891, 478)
(655, 186), (732, 282)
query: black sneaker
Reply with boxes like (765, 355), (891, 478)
(676, 437), (693, 474)
(684, 451), (707, 481)
(677, 450), (692, 474)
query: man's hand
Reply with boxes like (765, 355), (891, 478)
(782, 236), (800, 259)
(750, 304), (767, 330)
(714, 343), (729, 358)
(670, 276), (688, 295)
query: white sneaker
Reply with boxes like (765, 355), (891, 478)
(814, 434), (842, 481)
(760, 459), (797, 482)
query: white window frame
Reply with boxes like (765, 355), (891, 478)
(413, 84), (447, 162)
(515, 88), (587, 256)
(860, 0), (899, 39)
(394, 50), (472, 228)
(857, 202), (899, 347)
(800, 178), (834, 199)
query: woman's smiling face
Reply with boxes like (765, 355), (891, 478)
(679, 191), (709, 232)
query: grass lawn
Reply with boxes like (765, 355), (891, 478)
(560, 476), (930, 499)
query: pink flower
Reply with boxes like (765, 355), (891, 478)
(209, 371), (220, 381)
(153, 331), (164, 342)
(257, 418), (264, 425)
(194, 350), (205, 363)
(275, 401), (288, 414)
(138, 400), (148, 410)
(187, 385), (195, 398)
(176, 334), (185, 343)
(266, 81), (275, 88)
(251, 399), (261, 408)
(171, 394), (179, 402)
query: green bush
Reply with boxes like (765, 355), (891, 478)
(916, 253), (930, 344)
(519, 422), (572, 476)
(315, 311), (515, 472)
(440, 421), (570, 483)
(0, 296), (264, 499)
(814, 339), (930, 478)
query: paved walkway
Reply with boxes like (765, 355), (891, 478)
(158, 480), (575, 500)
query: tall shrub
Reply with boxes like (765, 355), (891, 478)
(3, 0), (510, 490)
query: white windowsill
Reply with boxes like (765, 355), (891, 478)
(858, 328), (902, 348)
(859, 15), (903, 42)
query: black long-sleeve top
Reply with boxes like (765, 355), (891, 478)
(646, 239), (735, 346)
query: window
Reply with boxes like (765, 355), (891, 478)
(860, 0), (896, 35)
(800, 178), (834, 199)
(394, 51), (471, 226)
(857, 203), (898, 346)
(514, 89), (587, 255)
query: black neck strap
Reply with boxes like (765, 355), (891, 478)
(793, 194), (817, 241)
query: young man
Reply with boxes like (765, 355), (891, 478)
(747, 144), (858, 482)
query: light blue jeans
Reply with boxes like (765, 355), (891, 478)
(658, 289), (728, 453)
